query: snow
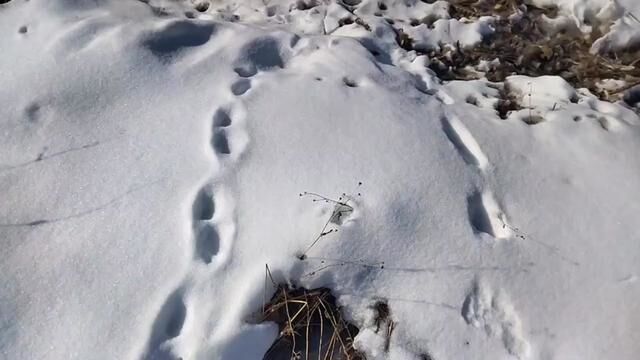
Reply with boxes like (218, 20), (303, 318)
(1, 0), (639, 360)
(532, 0), (640, 53)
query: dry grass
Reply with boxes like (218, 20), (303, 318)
(424, 0), (640, 102)
(449, 0), (523, 19)
(259, 285), (365, 360)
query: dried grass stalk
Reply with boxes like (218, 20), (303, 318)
(260, 286), (365, 360)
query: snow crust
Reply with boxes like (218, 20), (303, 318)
(0, 0), (639, 360)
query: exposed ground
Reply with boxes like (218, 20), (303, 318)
(405, 0), (640, 102)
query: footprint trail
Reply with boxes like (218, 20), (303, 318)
(143, 288), (187, 360)
(441, 115), (489, 172)
(141, 40), (277, 358)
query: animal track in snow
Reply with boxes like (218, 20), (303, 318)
(143, 288), (187, 360)
(466, 189), (580, 264)
(343, 76), (358, 88)
(25, 102), (41, 123)
(211, 107), (237, 155)
(211, 130), (231, 154)
(236, 36), (286, 71)
(229, 34), (293, 88)
(441, 115), (488, 172)
(440, 115), (511, 241)
(212, 108), (232, 127)
(144, 20), (216, 58)
(466, 190), (512, 240)
(192, 186), (215, 221)
(462, 279), (530, 359)
(230, 79), (251, 96)
(192, 96), (250, 265)
(188, 97), (250, 265)
(191, 185), (221, 263)
(194, 222), (220, 264)
(233, 65), (257, 78)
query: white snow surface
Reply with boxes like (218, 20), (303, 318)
(0, 0), (639, 360)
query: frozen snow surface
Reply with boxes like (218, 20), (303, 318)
(0, 0), (639, 359)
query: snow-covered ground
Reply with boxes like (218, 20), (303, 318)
(1, 0), (639, 359)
